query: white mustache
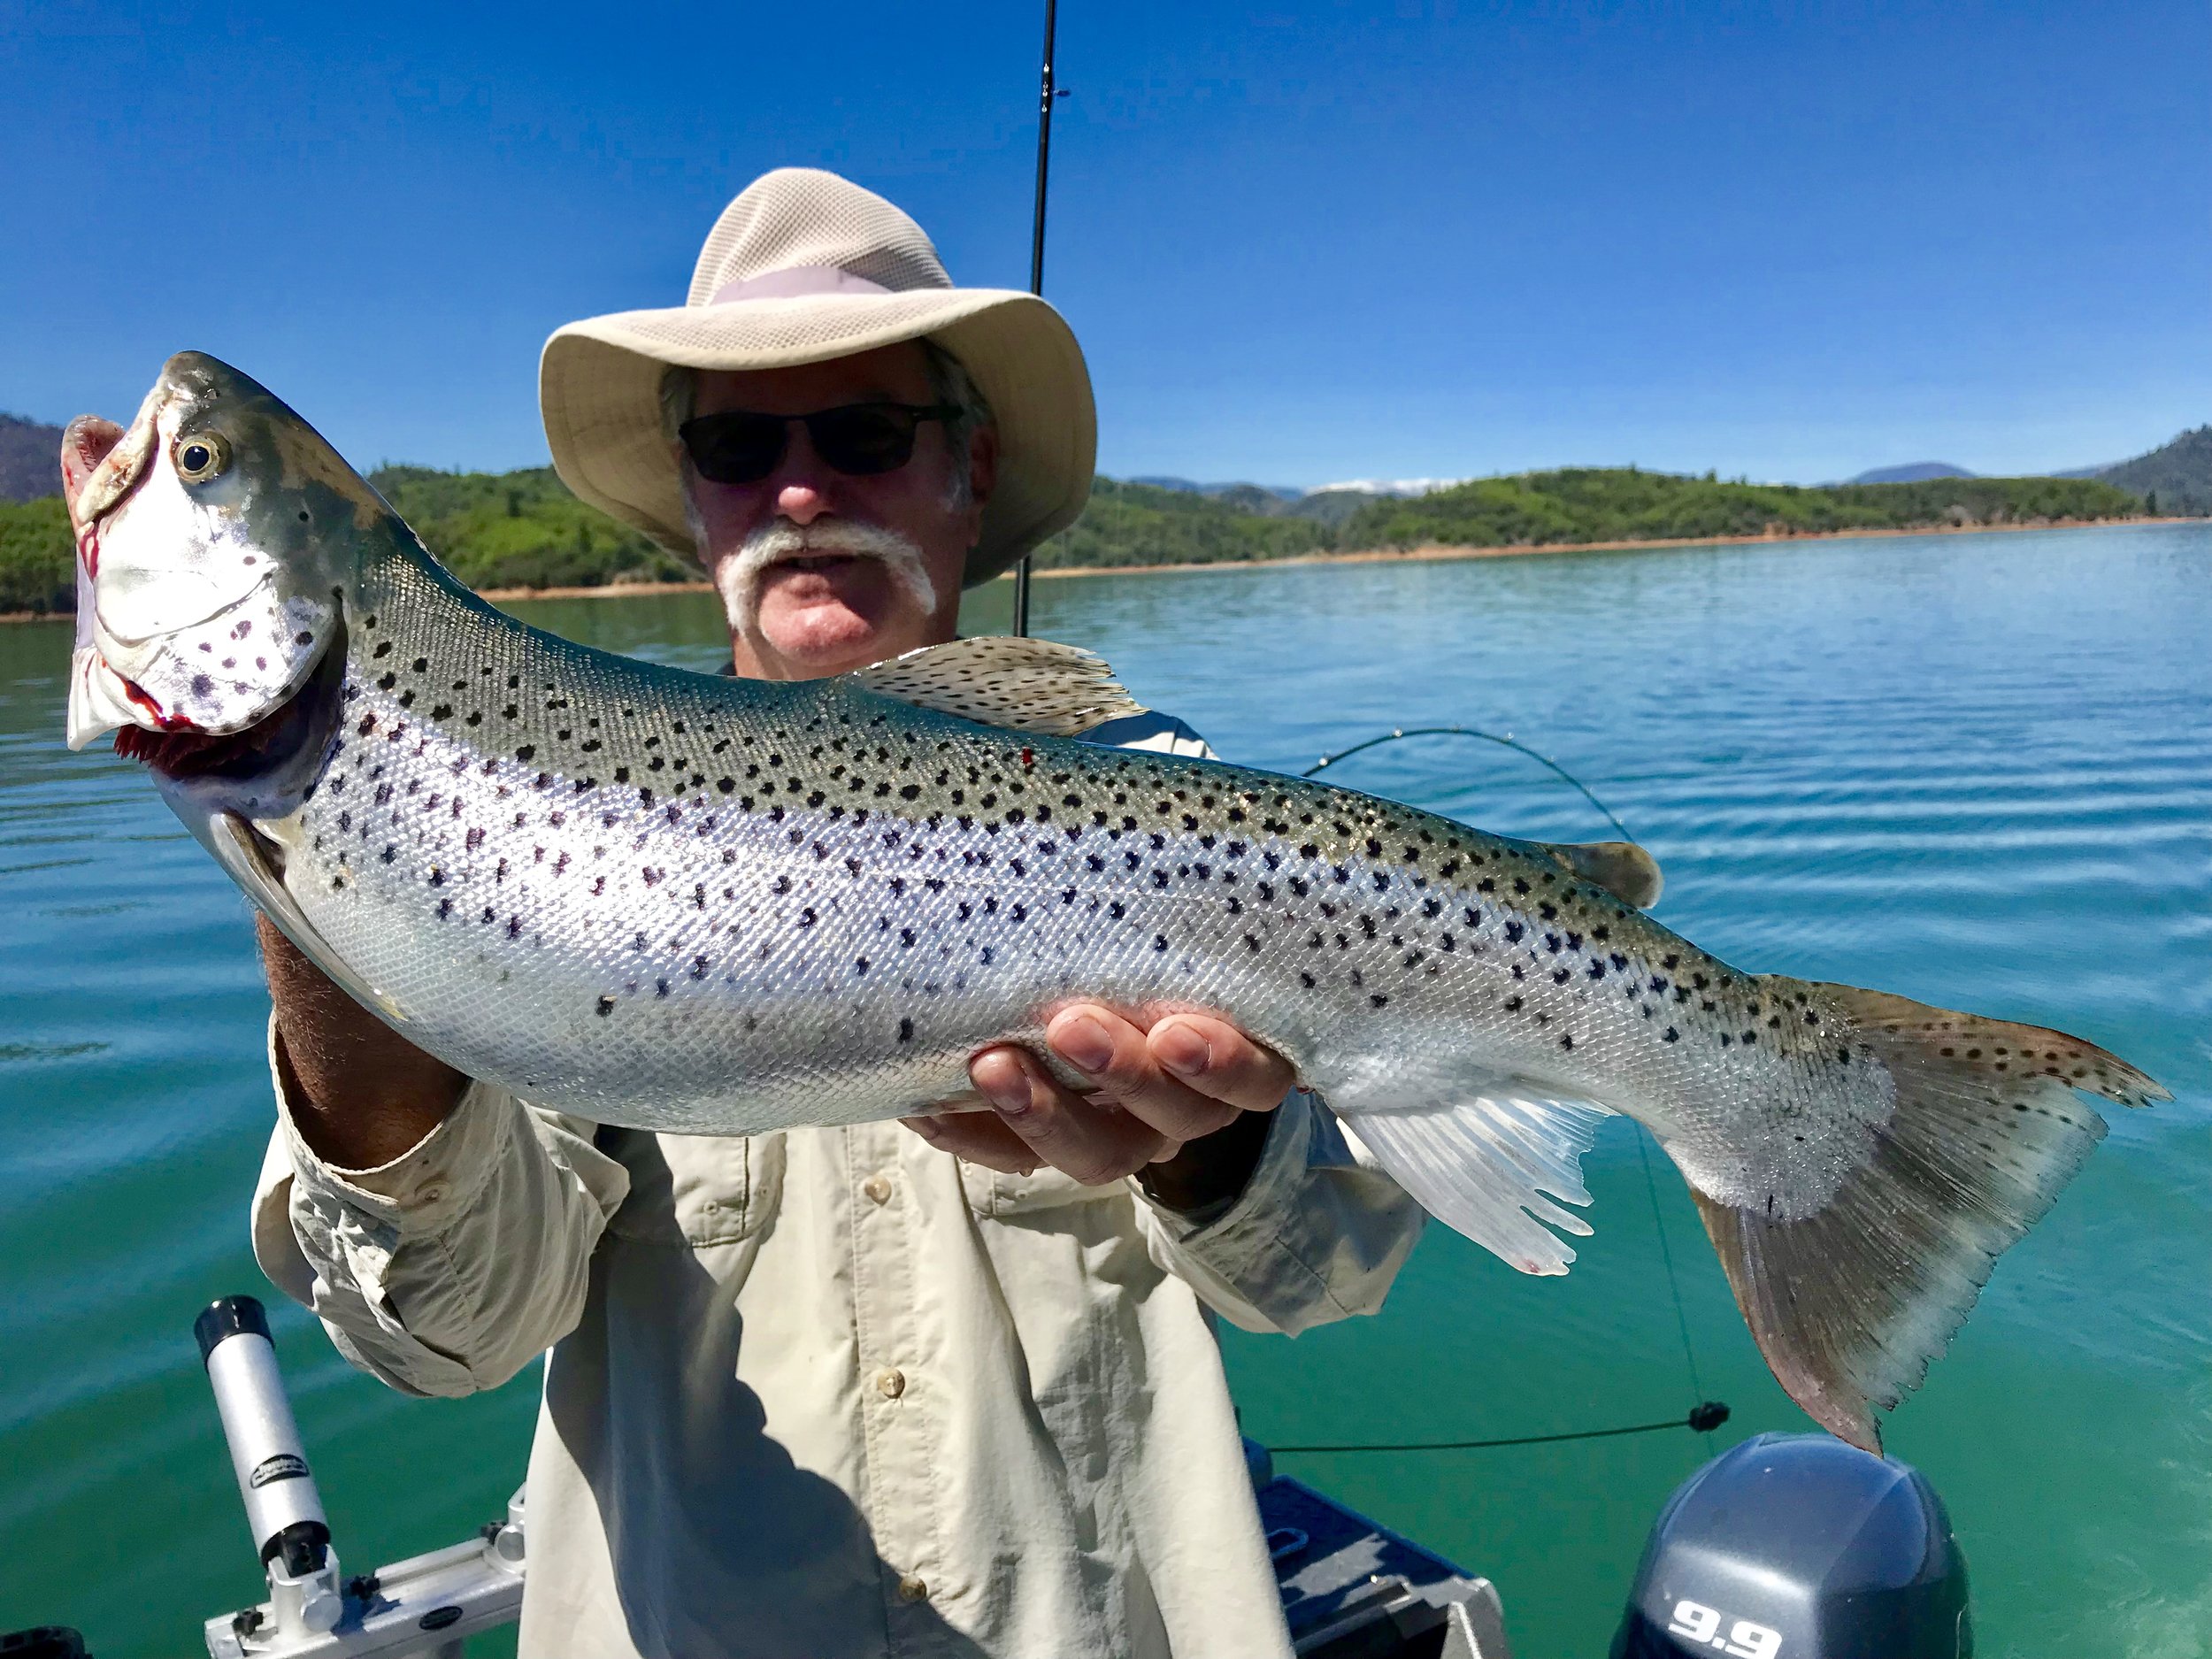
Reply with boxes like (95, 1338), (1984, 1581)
(711, 521), (940, 638)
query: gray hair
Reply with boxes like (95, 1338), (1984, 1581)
(659, 366), (709, 560)
(658, 335), (995, 522)
(918, 338), (995, 510)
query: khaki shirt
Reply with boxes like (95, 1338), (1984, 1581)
(250, 717), (1425, 1659)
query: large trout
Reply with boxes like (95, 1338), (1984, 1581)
(65, 353), (2165, 1449)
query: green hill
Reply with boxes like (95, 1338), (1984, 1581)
(1029, 477), (1336, 570)
(0, 461), (2171, 618)
(1335, 468), (2143, 551)
(2098, 426), (2212, 516)
(0, 496), (71, 614)
(367, 465), (695, 592)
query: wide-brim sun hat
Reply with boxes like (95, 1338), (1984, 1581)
(541, 167), (1096, 588)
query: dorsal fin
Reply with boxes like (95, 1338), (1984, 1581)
(1539, 839), (1664, 910)
(848, 636), (1148, 737)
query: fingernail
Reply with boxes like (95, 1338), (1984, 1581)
(1155, 1022), (1211, 1078)
(1055, 1013), (1114, 1074)
(979, 1064), (1033, 1116)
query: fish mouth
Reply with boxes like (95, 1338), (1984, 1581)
(65, 392), (165, 579)
(113, 613), (347, 786)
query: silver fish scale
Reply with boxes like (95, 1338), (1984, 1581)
(261, 558), (1892, 1212)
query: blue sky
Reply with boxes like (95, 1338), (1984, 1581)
(5, 0), (2205, 488)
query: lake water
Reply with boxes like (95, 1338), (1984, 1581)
(4, 524), (2209, 1658)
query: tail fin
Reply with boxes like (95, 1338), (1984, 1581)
(1692, 981), (2167, 1452)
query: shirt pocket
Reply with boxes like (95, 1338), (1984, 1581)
(958, 1159), (1126, 1220)
(601, 1129), (785, 1248)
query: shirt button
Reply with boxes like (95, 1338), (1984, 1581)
(862, 1173), (892, 1205)
(417, 1181), (449, 1206)
(875, 1367), (906, 1400)
(897, 1574), (930, 1602)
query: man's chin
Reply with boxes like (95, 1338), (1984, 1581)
(752, 592), (895, 673)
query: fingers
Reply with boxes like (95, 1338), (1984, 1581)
(967, 1045), (1177, 1186)
(925, 1010), (1300, 1188)
(900, 1110), (1042, 1176)
(1140, 1013), (1299, 1114)
(1037, 1008), (1241, 1145)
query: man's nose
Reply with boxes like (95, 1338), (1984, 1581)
(771, 424), (836, 526)
(777, 480), (827, 526)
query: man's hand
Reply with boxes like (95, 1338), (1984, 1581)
(904, 1007), (1298, 1210)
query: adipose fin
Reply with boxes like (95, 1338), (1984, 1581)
(1537, 839), (1664, 910)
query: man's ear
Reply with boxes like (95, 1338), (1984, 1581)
(967, 423), (1000, 511)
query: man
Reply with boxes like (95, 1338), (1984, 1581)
(246, 168), (1424, 1658)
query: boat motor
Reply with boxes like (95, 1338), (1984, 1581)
(1611, 1432), (1970, 1659)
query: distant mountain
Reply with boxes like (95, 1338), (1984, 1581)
(1125, 476), (1302, 502)
(0, 414), (65, 503)
(1312, 477), (1466, 497)
(2095, 426), (2212, 515)
(1850, 462), (1974, 485)
(1118, 477), (1374, 531)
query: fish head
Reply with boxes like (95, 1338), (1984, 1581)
(65, 351), (373, 815)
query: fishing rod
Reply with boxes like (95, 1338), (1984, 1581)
(1010, 0), (1062, 639)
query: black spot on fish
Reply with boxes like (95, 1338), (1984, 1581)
(596, 995), (614, 1017)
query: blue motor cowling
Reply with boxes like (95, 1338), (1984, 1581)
(1612, 1432), (1971, 1659)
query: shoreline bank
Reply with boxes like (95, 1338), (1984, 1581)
(5, 514), (2201, 623)
(484, 513), (2208, 599)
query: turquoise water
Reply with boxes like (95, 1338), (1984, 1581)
(4, 524), (2208, 1656)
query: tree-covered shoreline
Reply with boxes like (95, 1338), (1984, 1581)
(0, 464), (2162, 617)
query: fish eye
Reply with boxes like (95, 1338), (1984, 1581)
(173, 431), (232, 484)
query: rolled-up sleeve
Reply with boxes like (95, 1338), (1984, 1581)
(250, 1022), (630, 1398)
(1135, 1090), (1425, 1336)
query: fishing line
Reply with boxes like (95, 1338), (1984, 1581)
(1307, 723), (1724, 1456)
(1636, 1123), (1712, 1431)
(1299, 726), (1635, 843)
(1271, 1402), (1731, 1455)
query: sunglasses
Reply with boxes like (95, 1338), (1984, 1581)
(679, 402), (961, 486)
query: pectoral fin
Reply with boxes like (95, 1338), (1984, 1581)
(206, 811), (405, 1023)
(1540, 839), (1664, 909)
(849, 636), (1148, 737)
